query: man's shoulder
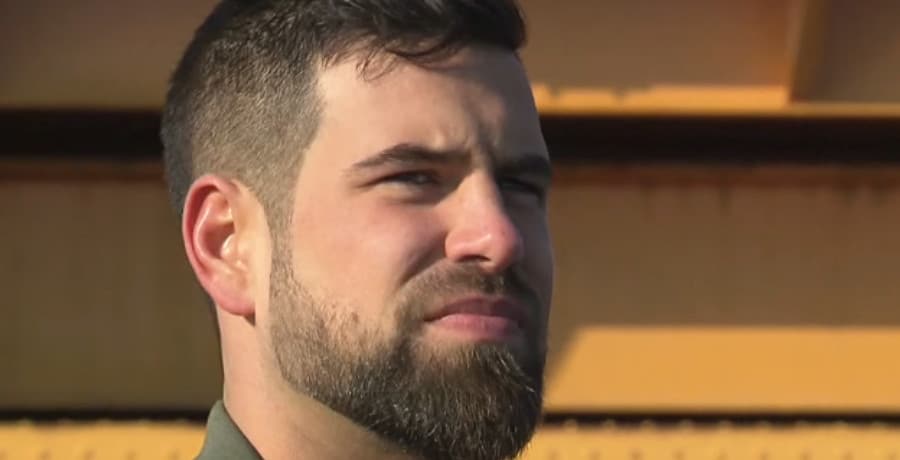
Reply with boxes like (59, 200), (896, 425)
(196, 401), (262, 460)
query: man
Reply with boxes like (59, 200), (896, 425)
(161, 1), (554, 459)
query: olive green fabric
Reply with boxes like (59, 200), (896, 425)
(196, 401), (262, 460)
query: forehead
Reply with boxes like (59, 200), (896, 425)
(305, 46), (547, 169)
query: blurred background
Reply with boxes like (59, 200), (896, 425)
(2, 0), (900, 458)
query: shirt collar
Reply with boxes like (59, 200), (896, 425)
(197, 400), (262, 459)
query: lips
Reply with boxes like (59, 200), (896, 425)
(424, 296), (529, 330)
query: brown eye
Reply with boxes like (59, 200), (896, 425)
(382, 171), (440, 186)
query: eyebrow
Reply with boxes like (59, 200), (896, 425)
(346, 142), (553, 182)
(345, 143), (469, 174)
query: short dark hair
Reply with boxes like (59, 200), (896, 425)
(161, 0), (527, 230)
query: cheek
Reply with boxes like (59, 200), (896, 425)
(518, 213), (555, 311)
(356, 207), (447, 295)
(294, 203), (446, 321)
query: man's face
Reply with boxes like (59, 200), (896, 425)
(266, 46), (553, 460)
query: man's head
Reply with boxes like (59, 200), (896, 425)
(162, 1), (554, 459)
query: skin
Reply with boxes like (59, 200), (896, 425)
(181, 45), (554, 460)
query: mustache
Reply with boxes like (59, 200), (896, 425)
(399, 264), (541, 322)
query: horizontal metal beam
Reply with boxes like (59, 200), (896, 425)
(1, 110), (898, 161)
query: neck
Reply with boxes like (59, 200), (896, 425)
(224, 384), (420, 460)
(219, 321), (418, 459)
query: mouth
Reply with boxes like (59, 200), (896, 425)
(423, 296), (528, 342)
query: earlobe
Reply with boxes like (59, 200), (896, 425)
(182, 175), (256, 317)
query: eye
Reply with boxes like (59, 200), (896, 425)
(499, 177), (547, 201)
(381, 171), (440, 186)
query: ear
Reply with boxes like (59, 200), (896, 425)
(182, 174), (257, 318)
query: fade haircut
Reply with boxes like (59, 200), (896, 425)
(161, 0), (527, 232)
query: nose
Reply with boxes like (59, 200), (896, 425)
(444, 176), (525, 274)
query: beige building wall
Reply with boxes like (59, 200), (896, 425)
(2, 0), (899, 110)
(4, 167), (900, 410)
(1, 176), (219, 409)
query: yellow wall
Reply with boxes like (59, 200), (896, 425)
(4, 421), (900, 459)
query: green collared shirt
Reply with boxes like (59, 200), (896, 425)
(196, 401), (262, 460)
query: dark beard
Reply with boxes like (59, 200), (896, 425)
(270, 258), (545, 460)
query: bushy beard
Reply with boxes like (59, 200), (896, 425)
(269, 255), (545, 460)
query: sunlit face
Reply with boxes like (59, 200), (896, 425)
(265, 45), (554, 460)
